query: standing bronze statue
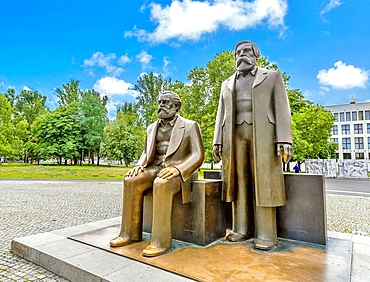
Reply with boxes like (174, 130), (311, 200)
(111, 91), (204, 257)
(213, 40), (292, 250)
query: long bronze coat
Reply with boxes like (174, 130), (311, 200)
(137, 115), (205, 204)
(213, 68), (292, 207)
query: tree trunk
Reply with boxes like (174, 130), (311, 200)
(97, 155), (100, 166)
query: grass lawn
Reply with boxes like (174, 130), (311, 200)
(0, 162), (208, 180)
(0, 162), (129, 180)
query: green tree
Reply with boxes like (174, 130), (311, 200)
(292, 104), (337, 162)
(15, 89), (48, 127)
(100, 112), (144, 166)
(135, 72), (173, 127)
(31, 103), (83, 165)
(54, 79), (82, 106)
(0, 95), (15, 162)
(80, 89), (108, 165)
(0, 94), (29, 161)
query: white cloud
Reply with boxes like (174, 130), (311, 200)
(136, 51), (153, 69)
(162, 56), (171, 76)
(320, 86), (330, 92)
(83, 52), (131, 77)
(93, 77), (134, 97)
(23, 86), (31, 91)
(0, 81), (4, 87)
(320, 0), (344, 15)
(118, 55), (131, 66)
(125, 0), (288, 43)
(317, 61), (369, 90)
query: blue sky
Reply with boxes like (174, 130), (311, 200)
(1, 0), (369, 118)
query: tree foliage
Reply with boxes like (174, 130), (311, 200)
(55, 79), (82, 106)
(0, 95), (16, 160)
(292, 105), (337, 161)
(31, 103), (83, 164)
(101, 106), (145, 166)
(135, 73), (173, 127)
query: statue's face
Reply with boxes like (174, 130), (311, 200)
(157, 94), (177, 119)
(235, 42), (257, 72)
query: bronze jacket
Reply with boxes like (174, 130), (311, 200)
(137, 115), (205, 204)
(213, 68), (292, 207)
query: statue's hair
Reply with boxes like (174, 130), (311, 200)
(234, 40), (260, 59)
(160, 91), (182, 112)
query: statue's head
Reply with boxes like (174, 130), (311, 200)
(157, 91), (182, 120)
(234, 40), (260, 72)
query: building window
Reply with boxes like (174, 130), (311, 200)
(368, 137), (370, 149)
(342, 138), (351, 149)
(330, 138), (338, 144)
(358, 111), (364, 121)
(334, 113), (338, 121)
(367, 123), (370, 134)
(340, 112), (345, 122)
(355, 153), (364, 159)
(343, 153), (351, 159)
(355, 137), (364, 149)
(346, 112), (351, 121)
(352, 111), (357, 121)
(365, 110), (370, 120)
(341, 124), (350, 135)
(354, 124), (363, 134)
(332, 125), (338, 135)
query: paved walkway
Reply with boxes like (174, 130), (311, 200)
(0, 180), (123, 282)
(1, 179), (370, 281)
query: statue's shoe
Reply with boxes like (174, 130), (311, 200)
(110, 236), (134, 247)
(226, 232), (247, 242)
(142, 245), (171, 257)
(253, 238), (277, 251)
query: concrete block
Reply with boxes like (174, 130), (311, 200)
(277, 174), (327, 245)
(62, 249), (133, 282)
(351, 243), (370, 282)
(143, 179), (231, 245)
(51, 217), (121, 237)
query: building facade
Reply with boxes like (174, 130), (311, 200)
(325, 100), (370, 160)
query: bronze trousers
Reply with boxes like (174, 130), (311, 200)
(118, 165), (181, 249)
(234, 122), (277, 243)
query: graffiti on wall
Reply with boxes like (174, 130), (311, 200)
(305, 159), (369, 178)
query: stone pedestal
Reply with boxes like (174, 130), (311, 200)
(202, 170), (327, 245)
(277, 174), (327, 245)
(143, 179), (232, 246)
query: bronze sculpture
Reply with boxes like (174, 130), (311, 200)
(213, 40), (292, 250)
(111, 91), (204, 257)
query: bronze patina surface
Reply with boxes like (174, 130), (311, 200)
(69, 226), (351, 282)
(112, 91), (204, 257)
(212, 40), (293, 250)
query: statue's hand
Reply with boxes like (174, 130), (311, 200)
(212, 145), (222, 163)
(125, 165), (144, 177)
(157, 166), (180, 180)
(277, 144), (293, 163)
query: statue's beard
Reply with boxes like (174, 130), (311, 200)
(157, 107), (177, 119)
(236, 57), (255, 72)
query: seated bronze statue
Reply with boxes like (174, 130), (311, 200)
(110, 91), (204, 257)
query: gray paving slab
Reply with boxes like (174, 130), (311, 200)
(1, 179), (370, 281)
(351, 243), (370, 282)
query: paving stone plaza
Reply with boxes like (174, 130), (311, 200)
(1, 179), (370, 281)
